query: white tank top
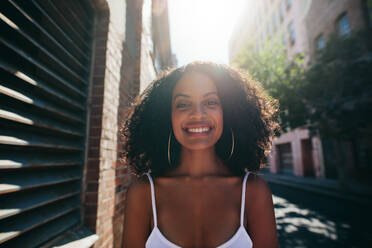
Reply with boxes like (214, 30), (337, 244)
(145, 171), (253, 248)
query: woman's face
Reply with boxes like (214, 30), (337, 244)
(171, 71), (223, 151)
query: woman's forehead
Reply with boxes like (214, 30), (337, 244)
(172, 71), (218, 97)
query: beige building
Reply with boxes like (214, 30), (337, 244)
(229, 0), (311, 61)
(229, 0), (370, 180)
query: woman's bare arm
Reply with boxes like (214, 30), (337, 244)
(246, 174), (279, 248)
(122, 177), (151, 248)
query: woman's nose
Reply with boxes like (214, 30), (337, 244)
(190, 103), (205, 117)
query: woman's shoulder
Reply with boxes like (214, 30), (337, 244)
(245, 172), (272, 201)
(126, 174), (152, 204)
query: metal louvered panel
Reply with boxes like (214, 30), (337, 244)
(0, 0), (94, 247)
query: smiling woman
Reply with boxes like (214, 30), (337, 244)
(172, 72), (224, 152)
(121, 61), (279, 248)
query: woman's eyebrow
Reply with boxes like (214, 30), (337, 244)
(203, 91), (218, 97)
(173, 93), (190, 99)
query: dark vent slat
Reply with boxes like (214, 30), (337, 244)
(0, 38), (86, 98)
(0, 151), (81, 169)
(71, 0), (93, 26)
(0, 168), (81, 194)
(5, 0), (89, 65)
(54, 1), (92, 39)
(0, 13), (87, 87)
(0, 196), (79, 244)
(0, 0), (93, 245)
(1, 211), (80, 248)
(0, 159), (81, 170)
(33, 0), (90, 51)
(0, 85), (85, 124)
(30, 0), (90, 70)
(31, 0), (89, 72)
(0, 109), (84, 137)
(0, 182), (80, 220)
(0, 135), (83, 152)
(0, 64), (85, 111)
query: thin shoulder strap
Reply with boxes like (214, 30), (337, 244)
(240, 171), (250, 226)
(145, 172), (158, 227)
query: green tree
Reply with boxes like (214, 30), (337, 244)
(232, 40), (307, 132)
(300, 30), (372, 140)
(233, 30), (372, 188)
(233, 30), (372, 140)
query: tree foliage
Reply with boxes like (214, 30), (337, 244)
(232, 30), (372, 139)
(232, 39), (307, 132)
(300, 30), (372, 139)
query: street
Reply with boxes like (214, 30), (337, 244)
(270, 183), (372, 248)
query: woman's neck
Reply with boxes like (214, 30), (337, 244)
(174, 147), (229, 177)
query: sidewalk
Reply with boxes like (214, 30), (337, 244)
(259, 171), (372, 207)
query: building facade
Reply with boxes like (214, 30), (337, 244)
(0, 0), (174, 247)
(303, 0), (371, 185)
(229, 0), (370, 182)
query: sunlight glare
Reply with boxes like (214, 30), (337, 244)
(168, 0), (247, 66)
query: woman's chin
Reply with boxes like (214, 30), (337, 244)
(180, 143), (217, 152)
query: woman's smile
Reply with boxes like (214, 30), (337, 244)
(183, 121), (214, 135)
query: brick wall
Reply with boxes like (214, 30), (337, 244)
(83, 1), (143, 248)
(82, 0), (174, 246)
(140, 0), (157, 92)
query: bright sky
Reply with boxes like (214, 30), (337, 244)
(168, 0), (247, 66)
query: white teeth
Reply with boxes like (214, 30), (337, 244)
(187, 127), (210, 133)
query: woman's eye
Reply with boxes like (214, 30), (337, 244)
(206, 100), (218, 106)
(176, 102), (190, 108)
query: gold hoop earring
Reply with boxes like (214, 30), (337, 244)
(228, 128), (234, 160)
(168, 131), (172, 165)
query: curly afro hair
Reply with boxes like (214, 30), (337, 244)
(121, 61), (279, 177)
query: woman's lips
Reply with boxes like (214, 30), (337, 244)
(182, 125), (214, 135)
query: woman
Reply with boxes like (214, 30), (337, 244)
(122, 62), (279, 247)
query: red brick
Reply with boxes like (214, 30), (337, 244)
(88, 137), (100, 148)
(85, 192), (98, 204)
(89, 127), (102, 137)
(85, 217), (97, 231)
(89, 116), (103, 128)
(88, 148), (100, 159)
(86, 182), (98, 192)
(92, 75), (105, 86)
(86, 170), (99, 181)
(92, 85), (105, 95)
(84, 204), (98, 216)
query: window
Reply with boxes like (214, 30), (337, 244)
(273, 13), (278, 32)
(267, 22), (272, 37)
(286, 0), (291, 9)
(283, 33), (287, 47)
(288, 21), (295, 45)
(315, 34), (325, 50)
(336, 13), (350, 36)
(279, 2), (284, 22)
